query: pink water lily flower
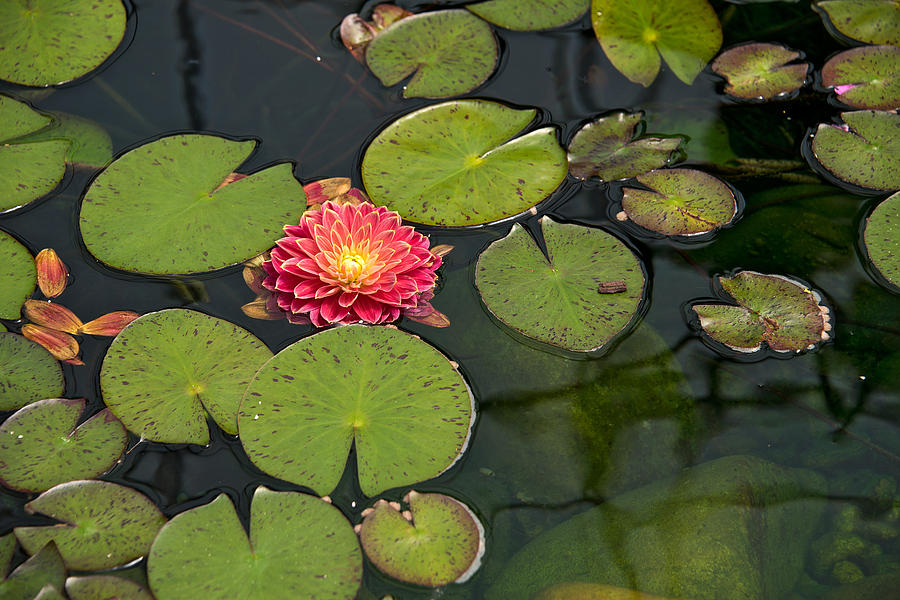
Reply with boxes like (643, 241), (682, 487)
(261, 200), (442, 327)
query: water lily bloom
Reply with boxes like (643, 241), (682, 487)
(262, 201), (442, 326)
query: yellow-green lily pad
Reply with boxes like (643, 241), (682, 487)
(813, 0), (900, 45)
(0, 333), (64, 412)
(0, 229), (36, 319)
(863, 191), (900, 290)
(467, 0), (589, 31)
(821, 45), (900, 111)
(66, 575), (155, 600)
(0, 542), (65, 600)
(711, 43), (810, 100)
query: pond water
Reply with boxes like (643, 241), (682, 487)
(1, 0), (898, 598)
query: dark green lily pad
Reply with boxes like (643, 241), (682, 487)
(567, 112), (683, 181)
(691, 271), (832, 354)
(80, 134), (306, 275)
(34, 585), (65, 600)
(591, 0), (722, 86)
(359, 491), (484, 586)
(0, 534), (13, 576)
(821, 45), (900, 111)
(475, 217), (645, 352)
(66, 575), (155, 600)
(618, 168), (739, 236)
(863, 191), (900, 290)
(364, 10), (497, 98)
(148, 487), (361, 600)
(0, 399), (127, 493)
(711, 43), (810, 100)
(0, 542), (65, 600)
(808, 110), (900, 192)
(0, 0), (127, 87)
(0, 333), (64, 412)
(239, 325), (474, 497)
(12, 112), (113, 167)
(0, 230), (36, 319)
(362, 99), (567, 227)
(15, 480), (166, 571)
(467, 0), (589, 31)
(100, 308), (273, 445)
(813, 0), (900, 46)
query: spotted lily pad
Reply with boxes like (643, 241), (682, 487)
(617, 168), (739, 236)
(148, 487), (361, 600)
(0, 333), (64, 412)
(691, 271), (832, 354)
(66, 576), (155, 600)
(0, 399), (127, 493)
(34, 586), (66, 600)
(0, 230), (36, 319)
(15, 480), (166, 570)
(535, 584), (682, 600)
(813, 0), (900, 45)
(100, 308), (273, 445)
(12, 112), (114, 167)
(591, 0), (722, 86)
(362, 99), (567, 227)
(567, 112), (683, 181)
(476, 217), (645, 352)
(711, 43), (810, 100)
(364, 10), (497, 98)
(0, 542), (65, 600)
(808, 110), (900, 192)
(80, 134), (306, 275)
(821, 46), (900, 111)
(467, 0), (589, 31)
(359, 491), (484, 587)
(239, 325), (474, 497)
(863, 191), (900, 290)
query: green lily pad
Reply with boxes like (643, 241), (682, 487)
(239, 325), (474, 497)
(0, 534), (13, 576)
(0, 542), (65, 600)
(359, 491), (484, 586)
(0, 0), (127, 87)
(711, 43), (810, 100)
(12, 112), (113, 167)
(362, 99), (567, 227)
(0, 97), (68, 213)
(821, 45), (900, 111)
(808, 110), (900, 192)
(80, 133), (306, 275)
(813, 0), (900, 46)
(691, 271), (832, 354)
(0, 399), (127, 493)
(475, 217), (645, 352)
(148, 487), (361, 600)
(0, 230), (36, 319)
(15, 480), (166, 571)
(0, 333), (64, 412)
(100, 308), (272, 445)
(591, 0), (722, 86)
(863, 191), (900, 290)
(618, 168), (739, 236)
(34, 585), (65, 600)
(567, 112), (683, 181)
(364, 10), (498, 98)
(65, 575), (157, 600)
(467, 0), (589, 31)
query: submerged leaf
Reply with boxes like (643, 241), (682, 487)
(467, 0), (589, 31)
(0, 333), (64, 411)
(21, 324), (79, 362)
(11, 112), (113, 167)
(863, 191), (900, 290)
(711, 43), (810, 100)
(813, 0), (900, 45)
(821, 45), (900, 111)
(34, 249), (68, 298)
(23, 300), (83, 334)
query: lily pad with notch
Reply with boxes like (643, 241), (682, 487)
(711, 43), (810, 101)
(813, 0), (900, 46)
(0, 541), (65, 600)
(364, 10), (498, 99)
(467, 0), (589, 31)
(690, 271), (832, 355)
(80, 133), (306, 275)
(0, 398), (127, 493)
(238, 325), (474, 497)
(0, 229), (36, 319)
(475, 217), (645, 353)
(863, 191), (900, 290)
(362, 99), (567, 227)
(821, 45), (900, 111)
(567, 112), (683, 181)
(0, 333), (64, 412)
(148, 487), (361, 600)
(66, 575), (155, 600)
(100, 308), (273, 445)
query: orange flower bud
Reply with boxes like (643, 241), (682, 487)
(430, 244), (454, 258)
(23, 300), (83, 334)
(406, 308), (450, 328)
(22, 324), (80, 361)
(35, 248), (68, 298)
(78, 311), (141, 336)
(241, 299), (285, 320)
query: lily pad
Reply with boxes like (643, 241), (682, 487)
(591, 0), (722, 86)
(66, 575), (157, 600)
(239, 325), (474, 497)
(34, 586), (65, 600)
(15, 480), (166, 571)
(475, 217), (645, 352)
(0, 0), (127, 87)
(618, 168), (739, 236)
(467, 0), (589, 31)
(80, 133), (306, 275)
(12, 112), (114, 167)
(821, 45), (900, 111)
(148, 487), (361, 600)
(567, 112), (683, 181)
(361, 99), (567, 227)
(359, 491), (484, 586)
(691, 271), (832, 354)
(808, 110), (900, 192)
(0, 542), (65, 600)
(100, 308), (272, 445)
(0, 333), (64, 412)
(863, 191), (900, 290)
(711, 43), (810, 100)
(813, 0), (900, 46)
(0, 399), (127, 493)
(0, 230), (36, 319)
(364, 10), (498, 98)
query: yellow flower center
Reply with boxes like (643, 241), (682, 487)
(338, 252), (368, 284)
